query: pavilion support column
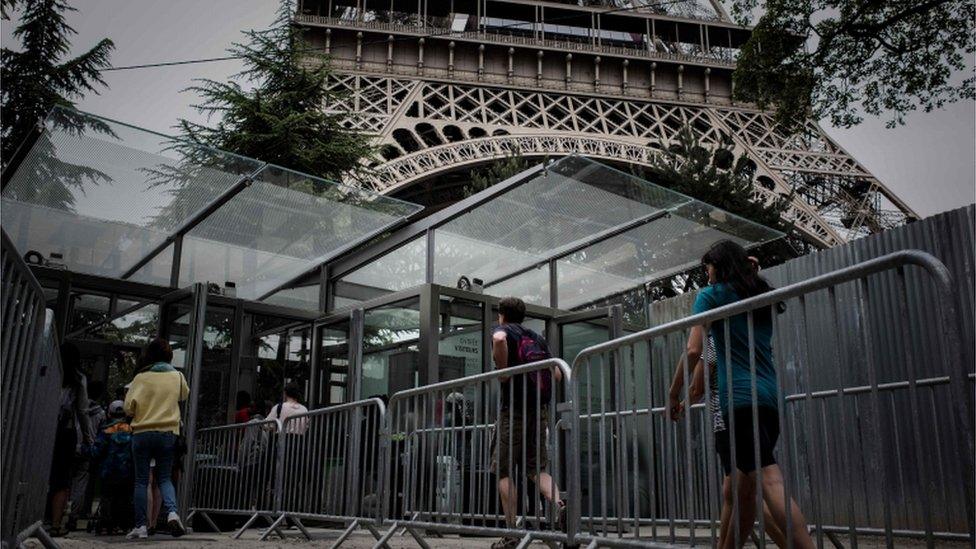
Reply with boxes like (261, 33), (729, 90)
(536, 50), (544, 86)
(677, 64), (684, 100)
(622, 59), (629, 93)
(417, 38), (425, 75)
(704, 67), (711, 102)
(650, 62), (657, 97)
(355, 32), (363, 69)
(593, 56), (601, 92)
(565, 54), (572, 89)
(448, 41), (455, 78)
(478, 44), (485, 81)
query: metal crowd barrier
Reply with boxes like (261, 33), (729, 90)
(184, 250), (972, 548)
(569, 250), (974, 547)
(188, 418), (282, 536)
(1, 230), (62, 549)
(374, 358), (576, 548)
(270, 398), (389, 544)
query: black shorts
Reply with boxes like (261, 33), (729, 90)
(714, 406), (780, 475)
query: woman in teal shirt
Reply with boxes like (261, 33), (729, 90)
(670, 240), (813, 549)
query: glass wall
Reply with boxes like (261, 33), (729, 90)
(438, 296), (484, 383)
(361, 298), (422, 398)
(317, 320), (351, 406)
(334, 235), (427, 309)
(197, 306), (235, 427)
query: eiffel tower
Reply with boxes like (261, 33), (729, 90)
(294, 0), (918, 247)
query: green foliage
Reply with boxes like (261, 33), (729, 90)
(1, 0), (114, 161)
(646, 127), (794, 233)
(731, 0), (975, 128)
(637, 127), (801, 299)
(463, 148), (531, 198)
(178, 1), (373, 181)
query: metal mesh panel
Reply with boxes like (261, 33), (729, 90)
(558, 202), (774, 309)
(433, 157), (686, 287)
(180, 163), (421, 300)
(1, 107), (262, 279)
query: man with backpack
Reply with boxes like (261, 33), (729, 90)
(491, 297), (566, 549)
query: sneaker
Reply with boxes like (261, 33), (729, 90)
(167, 512), (186, 538)
(126, 526), (148, 539)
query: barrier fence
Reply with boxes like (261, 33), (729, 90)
(189, 418), (282, 536)
(274, 399), (387, 542)
(1, 230), (62, 549)
(570, 250), (974, 547)
(377, 359), (574, 548)
(186, 250), (973, 548)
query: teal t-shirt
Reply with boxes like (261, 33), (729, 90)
(692, 283), (778, 412)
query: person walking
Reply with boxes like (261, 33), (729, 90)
(47, 343), (94, 537)
(91, 400), (134, 534)
(123, 338), (189, 539)
(490, 297), (565, 549)
(68, 380), (106, 531)
(671, 240), (814, 549)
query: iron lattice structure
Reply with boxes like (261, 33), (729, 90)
(294, 0), (918, 247)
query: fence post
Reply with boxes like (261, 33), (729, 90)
(273, 420), (286, 515)
(346, 406), (364, 517)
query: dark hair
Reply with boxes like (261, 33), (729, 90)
(701, 240), (773, 299)
(284, 383), (302, 402)
(60, 342), (81, 388)
(140, 337), (173, 369)
(236, 390), (252, 410)
(498, 297), (526, 324)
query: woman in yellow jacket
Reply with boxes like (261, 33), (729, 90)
(123, 338), (189, 539)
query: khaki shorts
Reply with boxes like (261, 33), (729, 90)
(491, 407), (549, 479)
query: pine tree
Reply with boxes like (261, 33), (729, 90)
(1, 0), (114, 163)
(634, 126), (802, 300)
(177, 1), (373, 182)
(463, 147), (530, 198)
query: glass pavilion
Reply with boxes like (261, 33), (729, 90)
(1, 107), (781, 427)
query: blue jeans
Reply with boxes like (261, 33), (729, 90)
(132, 431), (178, 527)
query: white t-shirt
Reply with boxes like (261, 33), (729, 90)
(266, 401), (309, 434)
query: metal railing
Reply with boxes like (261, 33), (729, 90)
(569, 250), (974, 547)
(1, 229), (62, 549)
(375, 359), (574, 547)
(188, 418), (282, 536)
(273, 399), (388, 543)
(295, 14), (738, 68)
(183, 250), (972, 548)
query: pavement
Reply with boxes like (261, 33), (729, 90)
(23, 526), (970, 548)
(25, 528), (504, 549)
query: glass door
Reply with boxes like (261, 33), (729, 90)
(156, 284), (207, 519)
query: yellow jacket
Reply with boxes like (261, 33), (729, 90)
(124, 364), (189, 434)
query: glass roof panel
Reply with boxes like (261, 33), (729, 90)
(180, 163), (421, 300)
(558, 197), (783, 309)
(433, 155), (687, 287)
(128, 242), (174, 287)
(337, 234), (427, 301)
(424, 155), (782, 309)
(1, 107), (263, 280)
(1, 107), (422, 297)
(484, 263), (550, 307)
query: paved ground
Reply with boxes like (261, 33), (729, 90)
(26, 528), (969, 549)
(27, 529), (502, 549)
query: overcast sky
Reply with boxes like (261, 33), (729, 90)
(2, 0), (973, 217)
